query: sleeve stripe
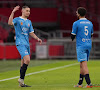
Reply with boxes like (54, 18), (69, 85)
(29, 31), (34, 33)
(71, 33), (76, 35)
(91, 33), (93, 35)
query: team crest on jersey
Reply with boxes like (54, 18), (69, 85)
(28, 23), (30, 27)
(21, 22), (23, 25)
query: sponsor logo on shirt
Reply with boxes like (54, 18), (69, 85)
(22, 27), (28, 31)
(82, 38), (91, 42)
(22, 27), (28, 35)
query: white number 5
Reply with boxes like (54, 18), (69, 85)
(84, 26), (88, 36)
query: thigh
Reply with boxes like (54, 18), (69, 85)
(23, 55), (30, 64)
(16, 45), (30, 59)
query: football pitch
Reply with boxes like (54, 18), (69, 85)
(0, 60), (100, 90)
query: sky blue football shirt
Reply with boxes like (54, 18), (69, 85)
(13, 17), (34, 46)
(71, 18), (93, 48)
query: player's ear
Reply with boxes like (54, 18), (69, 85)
(21, 9), (23, 13)
(21, 8), (24, 13)
(77, 13), (80, 17)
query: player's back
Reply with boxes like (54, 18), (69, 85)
(75, 18), (93, 49)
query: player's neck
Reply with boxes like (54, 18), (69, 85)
(79, 16), (85, 19)
(21, 15), (27, 19)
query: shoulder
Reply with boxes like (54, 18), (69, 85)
(27, 19), (32, 25)
(13, 17), (20, 21)
(86, 19), (93, 24)
(14, 17), (19, 20)
(73, 20), (79, 26)
(28, 20), (33, 26)
(27, 19), (31, 22)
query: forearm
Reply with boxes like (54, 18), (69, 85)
(30, 32), (42, 44)
(8, 11), (14, 25)
(30, 33), (39, 40)
(8, 6), (20, 25)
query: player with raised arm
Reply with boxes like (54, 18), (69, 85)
(8, 6), (42, 87)
(71, 7), (93, 88)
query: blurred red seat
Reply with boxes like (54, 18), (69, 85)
(5, 45), (20, 59)
(49, 45), (64, 56)
(0, 45), (4, 59)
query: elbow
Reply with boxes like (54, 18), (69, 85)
(8, 23), (10, 25)
(8, 22), (11, 25)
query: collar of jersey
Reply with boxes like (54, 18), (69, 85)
(79, 18), (87, 20)
(19, 16), (27, 20)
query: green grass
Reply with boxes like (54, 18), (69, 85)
(0, 60), (100, 90)
(0, 60), (59, 72)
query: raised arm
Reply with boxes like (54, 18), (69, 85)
(8, 6), (20, 25)
(30, 32), (42, 44)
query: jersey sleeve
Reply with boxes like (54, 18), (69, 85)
(13, 18), (17, 25)
(71, 22), (77, 35)
(29, 21), (34, 33)
(91, 23), (93, 35)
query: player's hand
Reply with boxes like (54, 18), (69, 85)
(12, 6), (20, 13)
(38, 38), (42, 44)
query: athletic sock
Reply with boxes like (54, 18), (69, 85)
(84, 74), (91, 85)
(78, 74), (84, 85)
(20, 63), (28, 79)
(20, 66), (22, 76)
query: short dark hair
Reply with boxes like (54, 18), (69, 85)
(77, 7), (87, 16)
(22, 6), (29, 9)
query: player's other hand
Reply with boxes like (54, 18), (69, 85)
(38, 38), (42, 44)
(12, 6), (20, 13)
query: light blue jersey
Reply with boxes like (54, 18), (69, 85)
(71, 18), (93, 49)
(13, 17), (34, 46)
(71, 18), (93, 62)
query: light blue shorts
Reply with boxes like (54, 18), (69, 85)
(16, 45), (30, 59)
(77, 48), (91, 62)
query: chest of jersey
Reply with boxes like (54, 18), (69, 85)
(18, 19), (30, 35)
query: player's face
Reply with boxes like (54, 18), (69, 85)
(22, 8), (30, 18)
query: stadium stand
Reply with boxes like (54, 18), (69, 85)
(0, 0), (100, 59)
(49, 45), (64, 56)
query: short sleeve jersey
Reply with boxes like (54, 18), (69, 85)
(13, 17), (34, 46)
(71, 18), (93, 48)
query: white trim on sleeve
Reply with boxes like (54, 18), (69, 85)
(71, 33), (76, 35)
(29, 31), (34, 33)
(91, 33), (93, 35)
